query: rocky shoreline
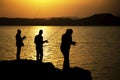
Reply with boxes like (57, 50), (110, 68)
(0, 59), (92, 80)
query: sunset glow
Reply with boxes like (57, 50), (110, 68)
(0, 0), (120, 18)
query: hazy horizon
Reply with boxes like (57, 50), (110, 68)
(0, 0), (120, 18)
(0, 13), (119, 19)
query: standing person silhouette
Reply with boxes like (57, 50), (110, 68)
(34, 30), (48, 62)
(15, 29), (26, 60)
(60, 29), (76, 71)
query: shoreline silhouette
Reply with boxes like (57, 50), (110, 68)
(0, 59), (92, 80)
(0, 13), (120, 26)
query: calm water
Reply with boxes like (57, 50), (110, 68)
(0, 26), (120, 80)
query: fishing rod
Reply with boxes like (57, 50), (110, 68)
(19, 2), (42, 47)
(21, 1), (64, 48)
(47, 26), (63, 41)
(24, 6), (41, 36)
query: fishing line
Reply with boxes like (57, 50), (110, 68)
(20, 2), (42, 47)
(44, 26), (64, 54)
(47, 26), (63, 40)
(24, 5), (41, 36)
(20, 2), (64, 54)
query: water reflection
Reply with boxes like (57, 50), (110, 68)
(22, 26), (64, 68)
(0, 26), (120, 80)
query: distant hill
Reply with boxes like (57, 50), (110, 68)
(0, 13), (120, 26)
(78, 13), (120, 26)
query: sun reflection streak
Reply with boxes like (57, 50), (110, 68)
(27, 26), (61, 61)
(29, 26), (64, 68)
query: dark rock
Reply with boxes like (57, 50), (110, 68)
(0, 59), (92, 80)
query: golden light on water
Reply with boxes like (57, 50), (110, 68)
(21, 26), (64, 68)
(1, 26), (120, 80)
(32, 26), (50, 36)
(26, 26), (64, 68)
(13, 26), (106, 69)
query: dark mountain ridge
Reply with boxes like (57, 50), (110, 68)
(0, 13), (120, 26)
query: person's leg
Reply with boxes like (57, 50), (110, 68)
(40, 49), (43, 63)
(63, 50), (70, 70)
(16, 46), (21, 60)
(36, 48), (39, 61)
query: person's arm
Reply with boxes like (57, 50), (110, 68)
(43, 40), (48, 44)
(69, 35), (76, 45)
(72, 41), (76, 46)
(70, 35), (76, 46)
(22, 36), (26, 40)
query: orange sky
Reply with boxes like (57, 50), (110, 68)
(0, 0), (120, 18)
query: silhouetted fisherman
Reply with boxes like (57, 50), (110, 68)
(34, 30), (48, 62)
(15, 29), (26, 60)
(60, 29), (76, 71)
